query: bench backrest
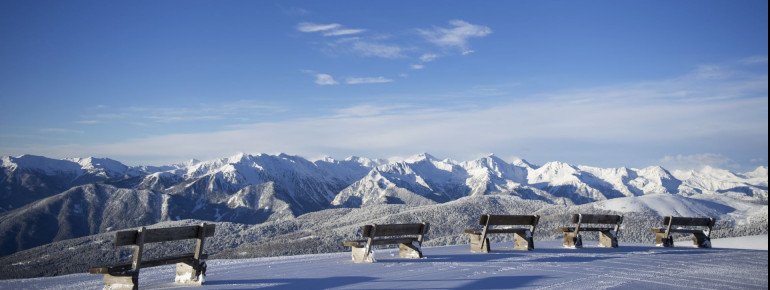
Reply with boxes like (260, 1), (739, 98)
(114, 223), (215, 272)
(361, 223), (428, 238)
(115, 224), (216, 246)
(571, 214), (623, 225)
(570, 214), (623, 235)
(662, 216), (714, 237)
(480, 214), (539, 226)
(663, 216), (715, 228)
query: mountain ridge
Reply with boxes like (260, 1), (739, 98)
(0, 152), (766, 256)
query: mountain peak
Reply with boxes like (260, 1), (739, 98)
(3, 155), (83, 175)
(405, 153), (438, 163)
(318, 155), (336, 163)
(227, 152), (250, 163)
(745, 166), (768, 179)
(71, 157), (128, 175)
(511, 157), (535, 169)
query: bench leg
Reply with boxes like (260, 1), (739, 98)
(399, 242), (423, 259)
(467, 233), (490, 253)
(513, 231), (534, 251)
(599, 231), (619, 248)
(351, 246), (375, 263)
(175, 261), (206, 285)
(102, 273), (138, 290)
(692, 233), (712, 248)
(654, 233), (674, 247)
(562, 232), (582, 248)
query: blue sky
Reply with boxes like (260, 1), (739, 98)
(0, 0), (767, 170)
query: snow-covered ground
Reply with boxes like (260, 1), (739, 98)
(1, 236), (766, 290)
(711, 234), (768, 250)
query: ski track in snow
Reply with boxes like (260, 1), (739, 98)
(1, 239), (766, 290)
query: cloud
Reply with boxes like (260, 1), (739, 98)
(73, 100), (283, 124)
(350, 41), (403, 58)
(39, 128), (84, 134)
(690, 64), (732, 80)
(334, 104), (409, 117)
(739, 55), (768, 65)
(75, 120), (100, 125)
(410, 53), (439, 70)
(659, 153), (740, 171)
(297, 22), (341, 33)
(345, 76), (394, 85)
(419, 53), (439, 62)
(419, 20), (491, 53)
(296, 22), (365, 37)
(323, 28), (366, 37)
(314, 73), (339, 86)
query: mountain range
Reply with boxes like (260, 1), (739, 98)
(0, 152), (767, 256)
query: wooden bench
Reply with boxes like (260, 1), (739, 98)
(651, 216), (715, 248)
(464, 214), (540, 252)
(560, 214), (623, 248)
(88, 223), (215, 290)
(343, 223), (429, 263)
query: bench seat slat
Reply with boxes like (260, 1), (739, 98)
(344, 237), (418, 247)
(464, 228), (529, 235)
(561, 226), (615, 232)
(486, 228), (529, 234)
(464, 229), (481, 235)
(651, 228), (707, 234)
(88, 254), (209, 274)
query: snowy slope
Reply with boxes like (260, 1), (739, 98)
(711, 234), (768, 250)
(674, 166), (768, 200)
(1, 238), (766, 289)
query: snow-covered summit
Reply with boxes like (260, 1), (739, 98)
(2, 155), (84, 175)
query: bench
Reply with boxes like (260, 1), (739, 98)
(560, 214), (623, 248)
(464, 214), (540, 252)
(343, 223), (429, 263)
(651, 216), (715, 248)
(88, 223), (215, 290)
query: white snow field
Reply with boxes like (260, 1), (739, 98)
(1, 237), (766, 290)
(711, 234), (768, 250)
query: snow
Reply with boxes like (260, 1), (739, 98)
(711, 234), (768, 250)
(1, 155), (83, 176)
(595, 194), (731, 217)
(2, 237), (765, 290)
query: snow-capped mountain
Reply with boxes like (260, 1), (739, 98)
(0, 153), (766, 256)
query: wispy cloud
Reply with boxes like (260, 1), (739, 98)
(418, 20), (492, 54)
(419, 53), (439, 63)
(410, 53), (439, 70)
(350, 41), (403, 58)
(334, 104), (409, 117)
(39, 128), (84, 134)
(73, 100), (284, 125)
(345, 76), (393, 85)
(690, 64), (732, 80)
(323, 28), (366, 37)
(739, 55), (768, 65)
(314, 73), (339, 85)
(659, 153), (739, 171)
(296, 22), (365, 37)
